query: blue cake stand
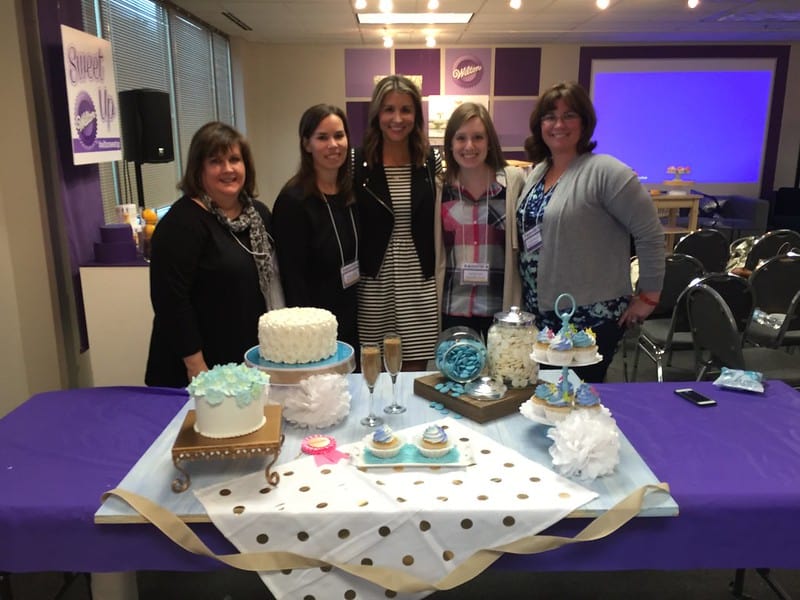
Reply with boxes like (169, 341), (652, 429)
(244, 341), (356, 385)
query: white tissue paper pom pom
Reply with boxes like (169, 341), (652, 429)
(547, 407), (620, 481)
(279, 374), (351, 429)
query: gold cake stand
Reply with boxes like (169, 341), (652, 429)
(171, 405), (284, 493)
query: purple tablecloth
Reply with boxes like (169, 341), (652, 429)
(1, 381), (799, 573)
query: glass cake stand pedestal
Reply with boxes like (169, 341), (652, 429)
(171, 405), (284, 493)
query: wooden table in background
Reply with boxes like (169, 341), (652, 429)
(652, 193), (701, 248)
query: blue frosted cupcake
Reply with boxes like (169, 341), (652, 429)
(572, 328), (598, 363)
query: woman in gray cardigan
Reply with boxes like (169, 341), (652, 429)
(516, 81), (665, 382)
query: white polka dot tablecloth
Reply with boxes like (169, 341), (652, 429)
(194, 417), (597, 599)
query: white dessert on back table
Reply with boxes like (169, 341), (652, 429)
(258, 307), (338, 364)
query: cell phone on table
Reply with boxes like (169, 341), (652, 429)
(674, 388), (717, 407)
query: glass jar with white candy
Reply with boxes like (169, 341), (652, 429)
(487, 306), (539, 388)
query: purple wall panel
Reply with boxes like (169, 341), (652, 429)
(345, 49), (391, 97)
(495, 48), (541, 96)
(346, 101), (370, 147)
(395, 49), (441, 96)
(444, 48), (492, 95)
(493, 99), (536, 150)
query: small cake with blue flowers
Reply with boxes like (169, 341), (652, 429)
(572, 327), (598, 363)
(188, 363), (270, 439)
(416, 424), (452, 458)
(365, 424), (403, 458)
(546, 329), (574, 365)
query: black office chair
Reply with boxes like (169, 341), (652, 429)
(685, 284), (800, 386)
(744, 228), (800, 270)
(630, 253), (705, 381)
(746, 253), (800, 350)
(674, 228), (730, 273)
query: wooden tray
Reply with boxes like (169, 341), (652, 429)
(413, 374), (534, 423)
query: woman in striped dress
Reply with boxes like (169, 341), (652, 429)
(353, 75), (442, 370)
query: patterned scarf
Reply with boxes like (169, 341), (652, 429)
(202, 194), (278, 310)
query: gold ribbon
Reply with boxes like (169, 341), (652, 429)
(103, 482), (670, 594)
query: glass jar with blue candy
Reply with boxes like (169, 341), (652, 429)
(435, 326), (487, 384)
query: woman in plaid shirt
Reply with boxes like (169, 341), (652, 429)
(435, 103), (526, 340)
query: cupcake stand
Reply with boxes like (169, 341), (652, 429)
(169, 343), (356, 493)
(524, 293), (602, 426)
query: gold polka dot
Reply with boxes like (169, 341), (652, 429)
(503, 516), (516, 527)
(344, 590), (356, 600)
(442, 550), (454, 561)
(504, 462), (515, 468)
(320, 565), (332, 573)
(297, 531), (309, 541)
(402, 555), (414, 566)
(361, 558), (373, 566)
(316, 502), (328, 509)
(320, 469), (331, 475)
(559, 492), (571, 499)
(281, 569), (292, 575)
(299, 486), (310, 492)
(530, 476), (541, 483)
(460, 519), (473, 529)
(357, 466), (367, 472)
(219, 489), (231, 496)
(338, 529), (350, 539)
(437, 496), (448, 502)
(452, 479), (463, 485)
(429, 466), (441, 471)
(232, 505), (245, 515)
(385, 591), (397, 598)
(392, 466), (404, 472)
(459, 437), (470, 442)
(378, 526), (391, 537)
(283, 470), (294, 476)
(419, 521), (431, 532)
(259, 487), (272, 494)
(358, 500), (369, 507)
(256, 533), (269, 544)
(477, 495), (488, 501)
(413, 480), (424, 485)
(375, 480), (385, 486)
(490, 477), (502, 483)
(517, 493), (529, 500)
(480, 449), (491, 454)
(442, 425), (449, 430)
(303, 595), (315, 600)
(396, 497), (406, 503)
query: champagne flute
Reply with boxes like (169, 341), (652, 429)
(360, 342), (384, 427)
(383, 333), (405, 414)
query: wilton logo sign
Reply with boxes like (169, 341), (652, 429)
(60, 25), (122, 165)
(451, 55), (483, 89)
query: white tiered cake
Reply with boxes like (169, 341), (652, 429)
(258, 307), (338, 364)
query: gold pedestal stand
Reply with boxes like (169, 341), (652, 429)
(171, 405), (284, 493)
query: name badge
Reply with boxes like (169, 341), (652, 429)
(523, 225), (543, 252)
(461, 262), (490, 285)
(341, 260), (360, 289)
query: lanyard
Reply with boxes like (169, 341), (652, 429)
(322, 194), (358, 267)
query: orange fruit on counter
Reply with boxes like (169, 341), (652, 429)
(144, 223), (156, 239)
(142, 208), (158, 224)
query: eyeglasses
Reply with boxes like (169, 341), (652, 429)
(541, 111), (580, 124)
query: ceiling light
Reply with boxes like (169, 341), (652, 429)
(383, 35), (394, 48)
(509, 0), (522, 9)
(427, 0), (439, 9)
(358, 13), (473, 24)
(687, 0), (699, 7)
(379, 0), (392, 13)
(354, 0), (367, 9)
(596, 0), (610, 9)
(425, 35), (436, 47)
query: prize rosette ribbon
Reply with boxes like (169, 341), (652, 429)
(300, 435), (349, 465)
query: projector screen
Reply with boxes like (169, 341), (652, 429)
(589, 58), (777, 197)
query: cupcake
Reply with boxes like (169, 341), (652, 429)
(575, 382), (602, 411)
(531, 382), (558, 417)
(416, 424), (452, 458)
(546, 330), (574, 365)
(533, 327), (554, 362)
(572, 328), (598, 363)
(544, 378), (575, 422)
(365, 424), (403, 458)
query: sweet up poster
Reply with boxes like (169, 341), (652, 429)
(60, 25), (122, 165)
